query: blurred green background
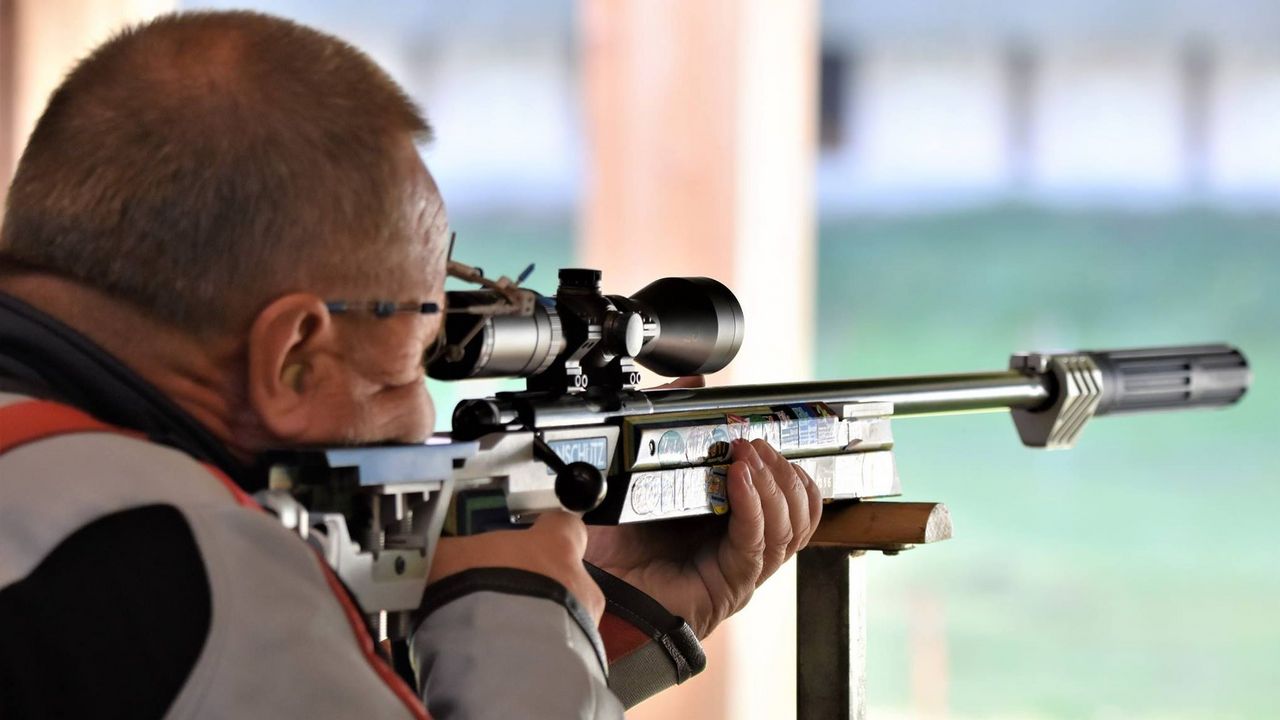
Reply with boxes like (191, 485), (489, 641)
(436, 208), (1279, 719)
(816, 208), (1279, 720)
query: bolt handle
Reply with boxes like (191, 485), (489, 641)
(532, 436), (607, 513)
(1089, 344), (1250, 416)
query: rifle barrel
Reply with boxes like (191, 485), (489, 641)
(454, 344), (1249, 434)
(643, 370), (1052, 417)
(461, 370), (1055, 431)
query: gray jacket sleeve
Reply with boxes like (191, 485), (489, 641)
(410, 568), (624, 720)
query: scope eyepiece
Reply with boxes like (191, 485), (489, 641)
(427, 292), (565, 381)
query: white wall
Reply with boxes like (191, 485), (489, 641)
(1208, 48), (1280, 202)
(411, 39), (582, 214)
(1031, 46), (1184, 198)
(820, 45), (1009, 211)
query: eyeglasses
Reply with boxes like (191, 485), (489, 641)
(323, 231), (460, 320)
(324, 300), (440, 318)
(324, 232), (536, 368)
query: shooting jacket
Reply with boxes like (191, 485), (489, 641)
(0, 292), (704, 718)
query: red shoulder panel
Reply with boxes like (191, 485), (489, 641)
(0, 399), (142, 453)
(600, 610), (654, 663)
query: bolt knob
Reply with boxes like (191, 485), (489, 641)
(555, 462), (607, 512)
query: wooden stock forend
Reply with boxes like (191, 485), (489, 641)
(809, 501), (953, 552)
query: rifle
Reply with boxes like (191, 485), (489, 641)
(263, 264), (1251, 644)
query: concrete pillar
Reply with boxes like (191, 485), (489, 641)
(579, 1), (818, 717)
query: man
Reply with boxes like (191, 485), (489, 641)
(0, 11), (821, 719)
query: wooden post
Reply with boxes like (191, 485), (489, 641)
(0, 0), (172, 212)
(579, 1), (818, 718)
(578, 0), (817, 387)
(799, 501), (952, 719)
(797, 549), (868, 719)
(0, 0), (14, 200)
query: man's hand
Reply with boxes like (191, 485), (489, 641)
(584, 378), (823, 638)
(429, 511), (605, 624)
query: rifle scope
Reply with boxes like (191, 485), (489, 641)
(427, 269), (744, 390)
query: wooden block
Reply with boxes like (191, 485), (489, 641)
(809, 501), (952, 552)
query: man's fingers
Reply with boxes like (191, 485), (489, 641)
(532, 510), (589, 556)
(430, 512), (605, 625)
(772, 453), (812, 557)
(718, 461), (766, 598)
(798, 465), (823, 549)
(750, 439), (807, 557)
(530, 512), (604, 623)
(739, 440), (791, 583)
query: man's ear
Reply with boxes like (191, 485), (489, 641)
(246, 293), (339, 441)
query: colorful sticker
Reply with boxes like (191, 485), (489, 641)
(707, 466), (730, 515)
(706, 439), (732, 463)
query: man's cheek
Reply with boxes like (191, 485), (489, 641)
(420, 384), (437, 438)
(375, 379), (435, 442)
